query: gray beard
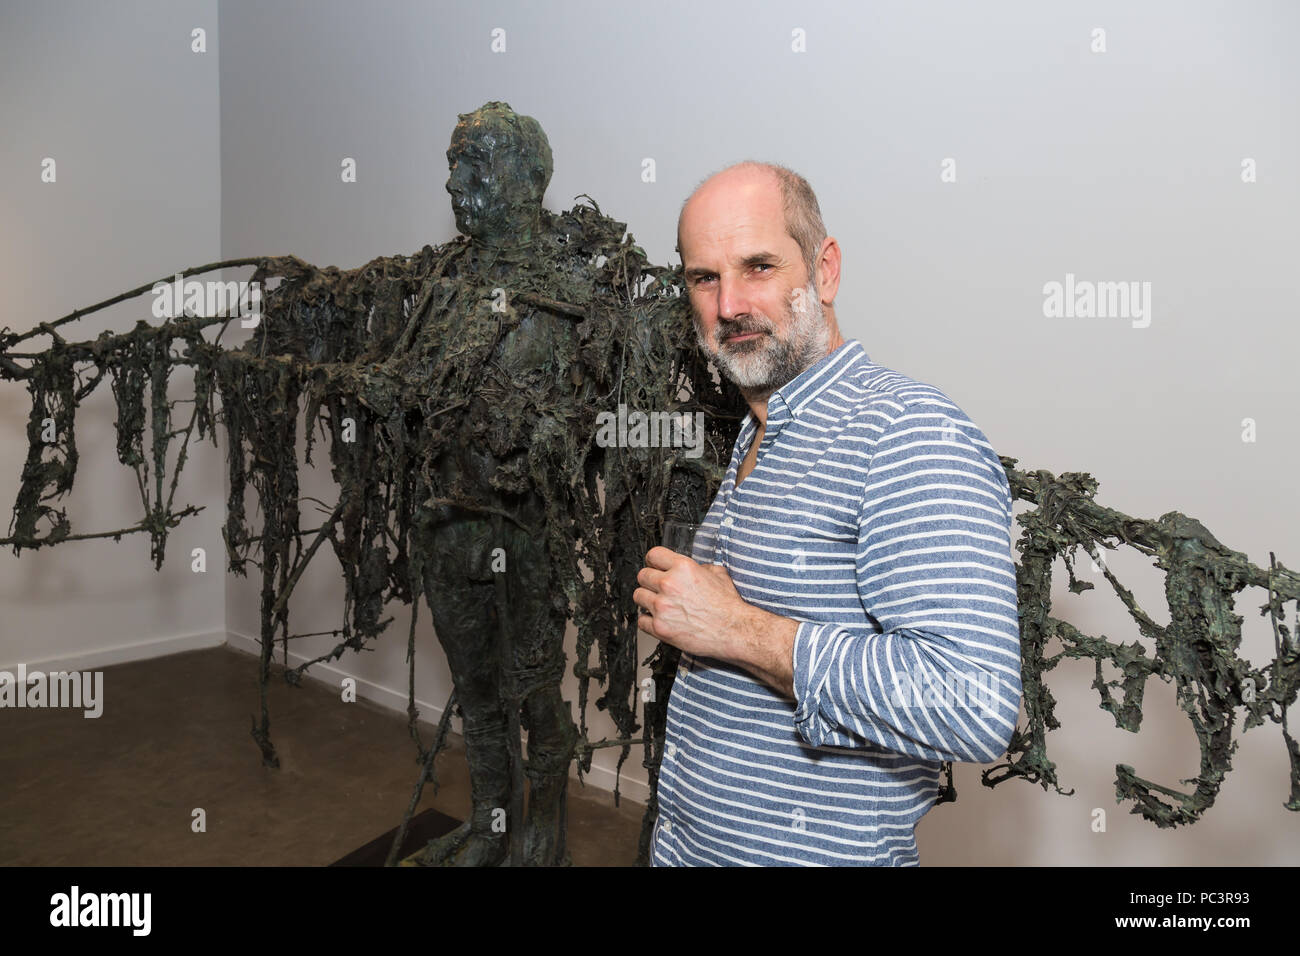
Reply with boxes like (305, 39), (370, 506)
(694, 281), (831, 394)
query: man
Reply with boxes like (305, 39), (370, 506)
(634, 161), (1022, 865)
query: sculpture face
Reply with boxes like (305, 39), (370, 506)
(445, 104), (551, 247)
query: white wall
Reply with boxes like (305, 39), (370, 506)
(213, 0), (1300, 864)
(0, 0), (226, 671)
(4, 0), (1297, 864)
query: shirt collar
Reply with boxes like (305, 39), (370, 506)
(763, 339), (869, 433)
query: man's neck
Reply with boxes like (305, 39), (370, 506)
(741, 329), (847, 428)
(741, 388), (774, 429)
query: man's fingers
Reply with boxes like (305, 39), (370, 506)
(632, 586), (656, 615)
(645, 546), (686, 571)
(637, 565), (665, 591)
(636, 611), (658, 638)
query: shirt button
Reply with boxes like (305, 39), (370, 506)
(677, 665), (688, 679)
(662, 819), (672, 833)
(665, 742), (677, 758)
(722, 516), (734, 528)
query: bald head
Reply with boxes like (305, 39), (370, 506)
(677, 161), (827, 283)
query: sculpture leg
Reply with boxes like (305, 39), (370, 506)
(522, 681), (578, 866)
(507, 522), (578, 866)
(412, 524), (512, 867)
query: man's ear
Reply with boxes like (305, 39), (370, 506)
(815, 237), (842, 303)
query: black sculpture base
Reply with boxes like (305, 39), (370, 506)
(329, 808), (463, 867)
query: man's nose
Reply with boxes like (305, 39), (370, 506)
(715, 274), (748, 321)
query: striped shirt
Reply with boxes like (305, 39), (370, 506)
(650, 339), (1021, 866)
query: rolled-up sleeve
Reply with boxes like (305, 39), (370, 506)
(791, 404), (1022, 763)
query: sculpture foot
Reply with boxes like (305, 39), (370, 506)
(412, 821), (508, 867)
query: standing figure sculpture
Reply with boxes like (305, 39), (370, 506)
(271, 101), (736, 866)
(405, 105), (588, 867)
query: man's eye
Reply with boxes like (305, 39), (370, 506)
(753, 263), (772, 273)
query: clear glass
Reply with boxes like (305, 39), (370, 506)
(660, 519), (717, 564)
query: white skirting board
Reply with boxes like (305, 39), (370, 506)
(0, 629), (227, 676)
(223, 630), (652, 805)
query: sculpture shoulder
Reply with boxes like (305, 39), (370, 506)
(254, 240), (466, 305)
(549, 200), (630, 254)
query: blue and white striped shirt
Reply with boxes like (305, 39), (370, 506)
(650, 339), (1021, 866)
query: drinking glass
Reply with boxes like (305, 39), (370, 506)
(661, 520), (717, 564)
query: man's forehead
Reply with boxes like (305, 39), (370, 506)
(680, 173), (789, 260)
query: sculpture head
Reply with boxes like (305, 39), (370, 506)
(446, 101), (553, 248)
(677, 161), (843, 398)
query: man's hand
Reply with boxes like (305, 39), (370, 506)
(634, 546), (798, 699)
(634, 546), (748, 658)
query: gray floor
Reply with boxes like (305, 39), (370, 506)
(0, 645), (646, 866)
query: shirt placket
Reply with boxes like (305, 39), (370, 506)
(718, 395), (790, 565)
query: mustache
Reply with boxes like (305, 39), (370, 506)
(717, 319), (773, 342)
